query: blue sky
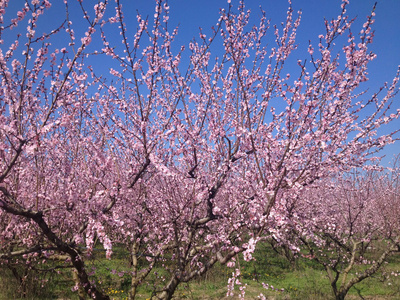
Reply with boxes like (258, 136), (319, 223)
(3, 0), (400, 165)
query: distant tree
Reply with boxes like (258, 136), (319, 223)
(0, 0), (399, 299)
(295, 165), (400, 300)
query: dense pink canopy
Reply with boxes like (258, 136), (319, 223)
(0, 0), (399, 299)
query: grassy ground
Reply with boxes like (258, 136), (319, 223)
(1, 243), (400, 300)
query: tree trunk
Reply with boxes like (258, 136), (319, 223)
(157, 275), (180, 300)
(32, 212), (110, 300)
(335, 292), (346, 300)
(128, 242), (139, 300)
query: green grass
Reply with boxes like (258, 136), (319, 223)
(1, 242), (400, 299)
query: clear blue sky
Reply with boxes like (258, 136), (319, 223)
(3, 0), (400, 165)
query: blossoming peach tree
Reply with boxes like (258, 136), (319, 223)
(284, 164), (400, 300)
(0, 0), (399, 299)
